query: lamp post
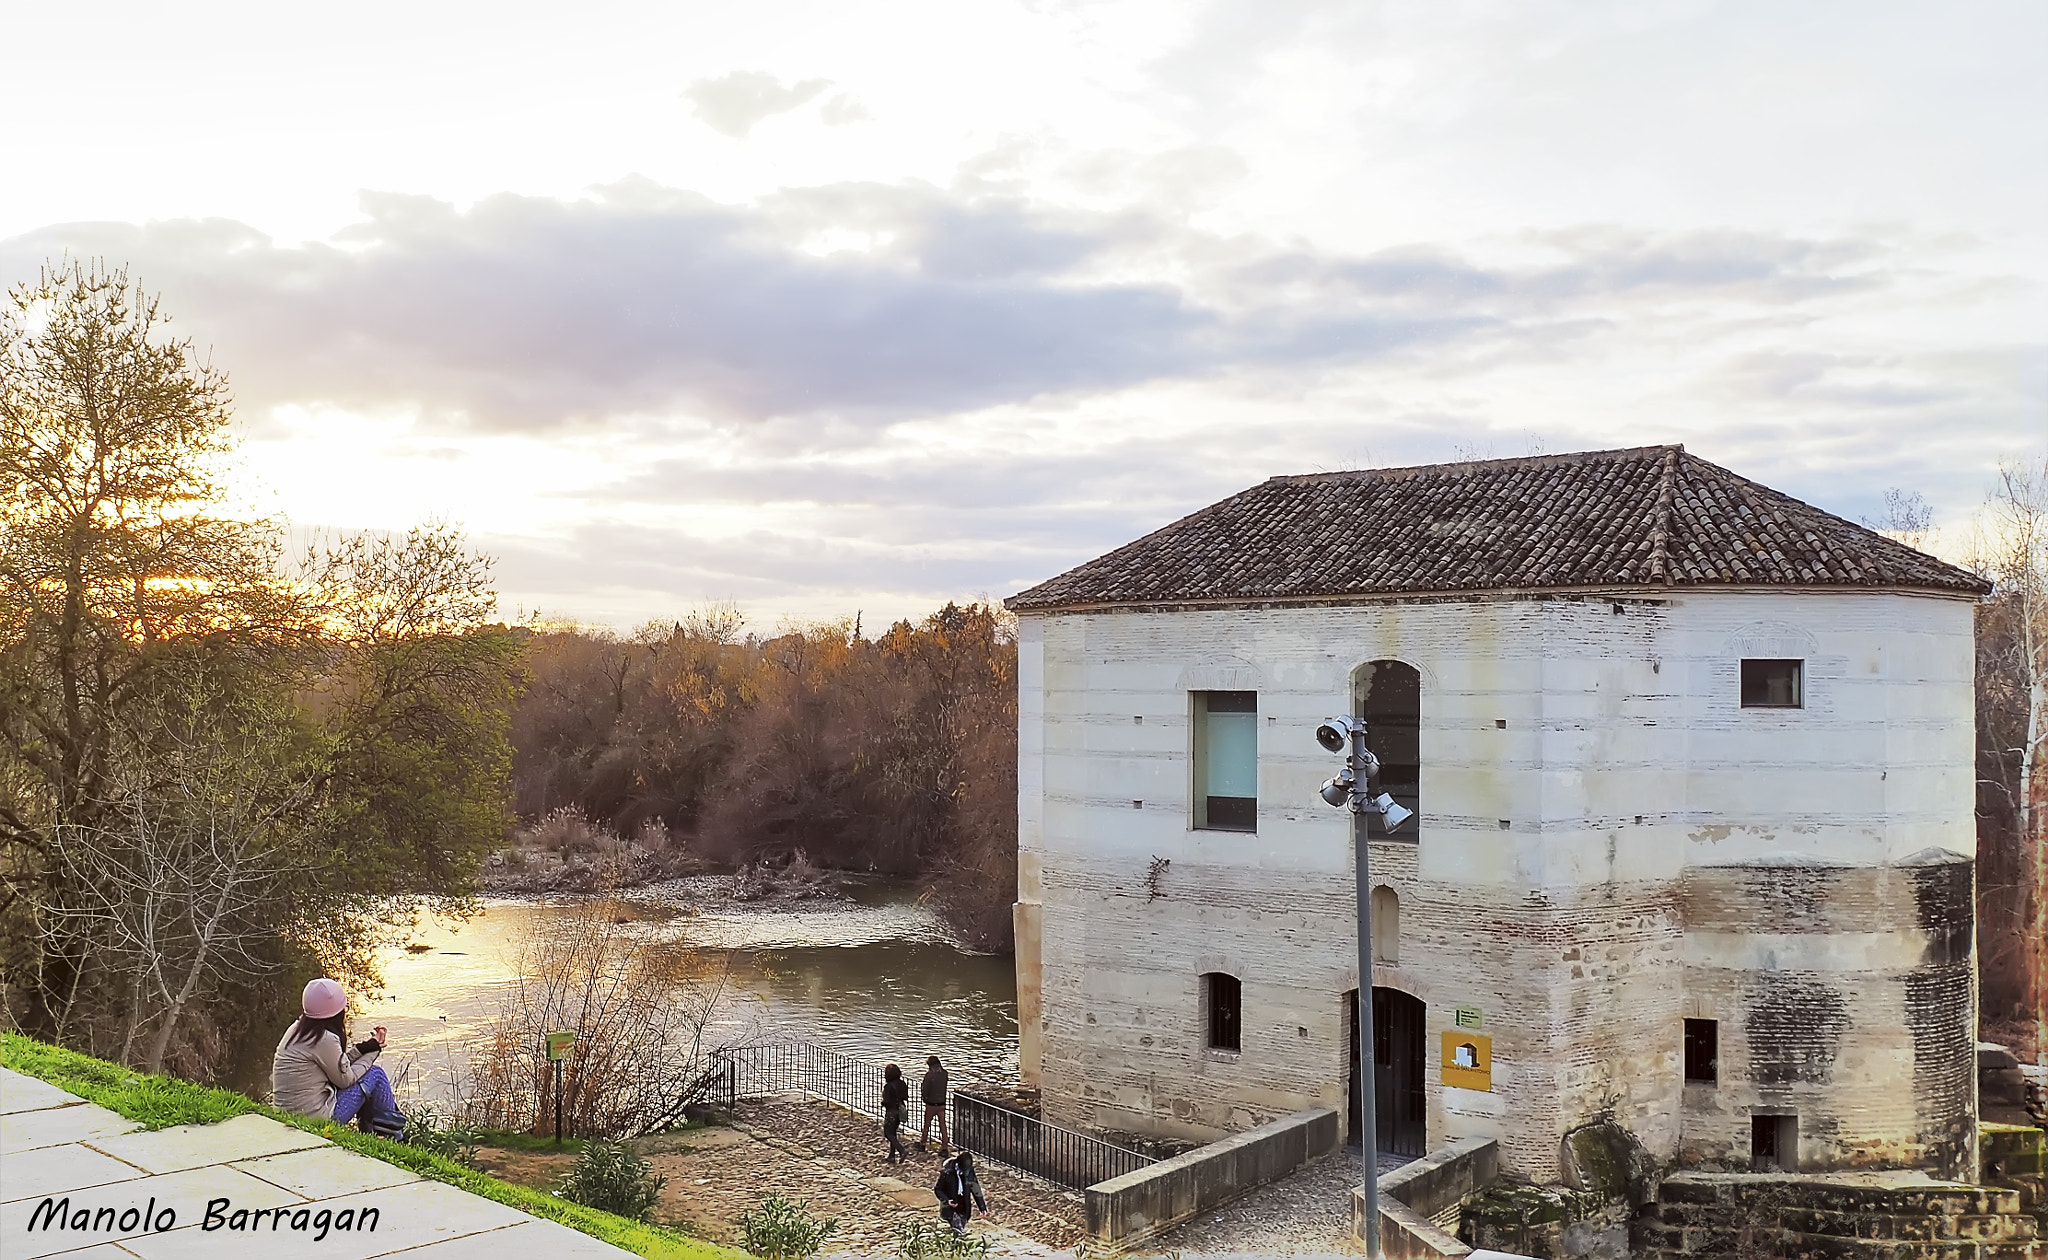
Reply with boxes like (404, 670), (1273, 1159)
(1316, 716), (1414, 1260)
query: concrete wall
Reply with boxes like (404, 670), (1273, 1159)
(1014, 589), (1977, 1181)
(1084, 1106), (1339, 1254)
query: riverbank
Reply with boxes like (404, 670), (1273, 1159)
(477, 826), (850, 902)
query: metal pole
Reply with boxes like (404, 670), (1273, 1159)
(1353, 729), (1382, 1260)
(554, 1058), (564, 1145)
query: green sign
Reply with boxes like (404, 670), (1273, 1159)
(1455, 1006), (1483, 1029)
(545, 1031), (577, 1062)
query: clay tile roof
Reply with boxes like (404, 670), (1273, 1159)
(1006, 445), (1989, 612)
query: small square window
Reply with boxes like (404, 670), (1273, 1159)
(1740, 659), (1803, 708)
(1751, 1114), (1796, 1171)
(1193, 691), (1257, 832)
(1684, 1019), (1717, 1083)
(1204, 972), (1241, 1052)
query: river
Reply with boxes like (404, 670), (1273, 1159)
(354, 878), (1019, 1109)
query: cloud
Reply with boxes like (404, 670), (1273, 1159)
(818, 94), (870, 126)
(0, 183), (1910, 438)
(685, 72), (833, 138)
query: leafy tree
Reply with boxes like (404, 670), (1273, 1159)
(310, 526), (523, 903)
(0, 260), (295, 1035)
(0, 260), (522, 1068)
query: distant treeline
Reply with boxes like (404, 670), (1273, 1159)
(510, 601), (1019, 949)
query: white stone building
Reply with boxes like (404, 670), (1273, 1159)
(1006, 446), (1989, 1182)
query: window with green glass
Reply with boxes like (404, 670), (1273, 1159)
(1193, 690), (1257, 832)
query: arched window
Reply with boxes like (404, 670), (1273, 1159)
(1371, 886), (1400, 963)
(1354, 659), (1421, 840)
(1202, 972), (1241, 1051)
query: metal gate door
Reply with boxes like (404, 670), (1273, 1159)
(1373, 987), (1426, 1157)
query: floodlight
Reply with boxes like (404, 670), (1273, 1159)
(1315, 716), (1359, 753)
(1319, 769), (1355, 808)
(1373, 793), (1415, 832)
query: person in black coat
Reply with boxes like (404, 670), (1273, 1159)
(918, 1055), (950, 1151)
(881, 1063), (910, 1164)
(934, 1150), (989, 1235)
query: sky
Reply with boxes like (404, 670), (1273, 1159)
(4, 0), (2043, 630)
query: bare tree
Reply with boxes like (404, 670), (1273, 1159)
(45, 666), (326, 1071)
(1985, 456), (2047, 1061)
(464, 888), (740, 1138)
(1968, 455), (2048, 1062)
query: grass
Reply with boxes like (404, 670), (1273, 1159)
(467, 1116), (709, 1155)
(473, 1127), (594, 1153)
(0, 1033), (744, 1260)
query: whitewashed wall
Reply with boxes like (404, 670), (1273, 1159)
(1013, 589), (1977, 1179)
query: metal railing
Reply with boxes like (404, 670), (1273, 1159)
(950, 1090), (1155, 1191)
(708, 1042), (886, 1119)
(706, 1041), (1156, 1192)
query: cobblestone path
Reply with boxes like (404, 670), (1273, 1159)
(645, 1099), (1079, 1256)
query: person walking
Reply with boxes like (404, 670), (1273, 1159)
(881, 1063), (910, 1164)
(918, 1054), (950, 1151)
(271, 978), (406, 1137)
(934, 1149), (989, 1236)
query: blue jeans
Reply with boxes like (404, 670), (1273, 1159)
(332, 1064), (397, 1129)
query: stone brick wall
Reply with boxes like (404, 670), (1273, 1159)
(1636, 1172), (2041, 1259)
(1680, 857), (1978, 1178)
(1014, 588), (1978, 1181)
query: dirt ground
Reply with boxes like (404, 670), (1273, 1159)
(471, 1098), (1083, 1256)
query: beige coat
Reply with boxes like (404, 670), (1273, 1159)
(271, 1026), (380, 1119)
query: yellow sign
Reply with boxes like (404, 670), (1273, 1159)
(545, 1031), (577, 1062)
(1441, 1031), (1491, 1092)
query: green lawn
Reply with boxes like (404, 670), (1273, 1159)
(0, 1033), (746, 1260)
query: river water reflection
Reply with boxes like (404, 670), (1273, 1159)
(363, 880), (1019, 1106)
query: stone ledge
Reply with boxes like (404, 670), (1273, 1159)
(1083, 1106), (1339, 1255)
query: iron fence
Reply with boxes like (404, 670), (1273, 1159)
(708, 1042), (886, 1119)
(950, 1090), (1156, 1191)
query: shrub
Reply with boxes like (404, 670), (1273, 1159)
(896, 1218), (992, 1259)
(463, 893), (734, 1138)
(402, 1103), (480, 1167)
(735, 1192), (835, 1258)
(529, 806), (615, 857)
(556, 1141), (666, 1222)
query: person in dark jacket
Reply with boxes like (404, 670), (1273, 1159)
(881, 1063), (910, 1164)
(918, 1055), (950, 1151)
(934, 1149), (989, 1235)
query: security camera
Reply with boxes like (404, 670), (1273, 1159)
(1316, 715), (1361, 753)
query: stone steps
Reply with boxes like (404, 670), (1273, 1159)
(1637, 1171), (2045, 1260)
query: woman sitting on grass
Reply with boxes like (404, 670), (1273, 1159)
(272, 978), (405, 1137)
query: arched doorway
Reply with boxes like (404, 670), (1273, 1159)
(1345, 987), (1426, 1156)
(1353, 660), (1420, 839)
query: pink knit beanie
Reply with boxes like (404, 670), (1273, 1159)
(301, 978), (346, 1019)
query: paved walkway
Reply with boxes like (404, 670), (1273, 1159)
(0, 1066), (634, 1260)
(1146, 1147), (1409, 1256)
